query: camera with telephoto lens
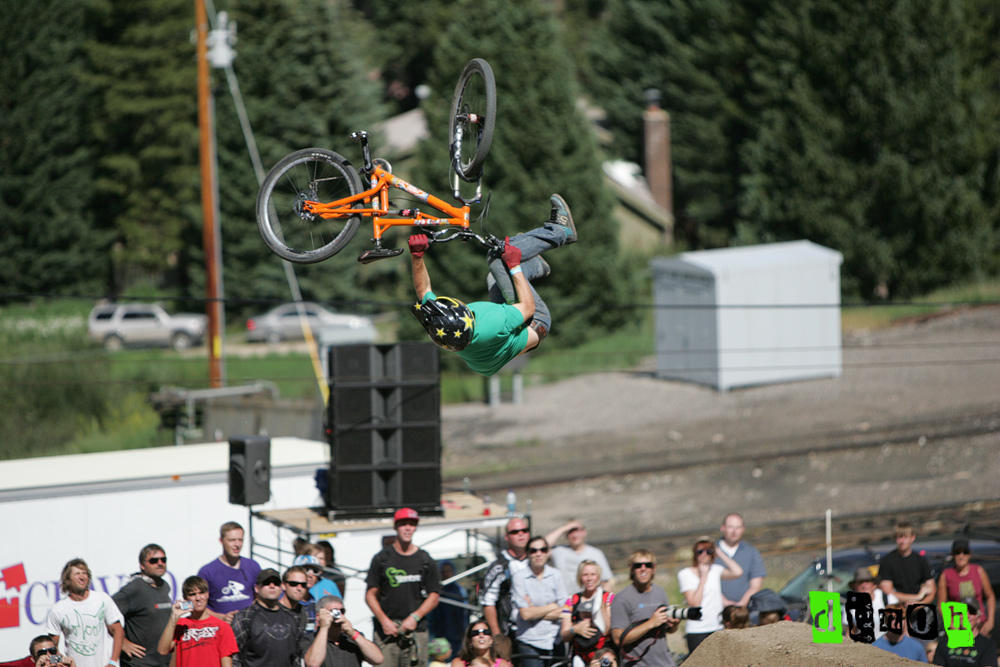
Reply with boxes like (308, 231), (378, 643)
(657, 604), (702, 621)
(331, 608), (342, 620)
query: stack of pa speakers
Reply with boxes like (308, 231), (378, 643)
(326, 342), (442, 517)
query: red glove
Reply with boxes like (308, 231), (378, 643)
(502, 237), (522, 269)
(408, 234), (430, 258)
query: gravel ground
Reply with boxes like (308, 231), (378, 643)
(441, 306), (1000, 545)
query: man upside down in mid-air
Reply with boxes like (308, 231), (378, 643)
(409, 194), (576, 376)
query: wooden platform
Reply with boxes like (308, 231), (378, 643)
(253, 491), (512, 537)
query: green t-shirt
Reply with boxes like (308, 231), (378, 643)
(423, 292), (529, 376)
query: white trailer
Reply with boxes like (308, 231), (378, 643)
(0, 440), (508, 657)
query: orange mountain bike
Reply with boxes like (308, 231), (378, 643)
(256, 58), (500, 270)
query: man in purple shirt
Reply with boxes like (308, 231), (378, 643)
(197, 521), (262, 621)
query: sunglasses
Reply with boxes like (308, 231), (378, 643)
(695, 548), (715, 556)
(284, 580), (309, 588)
(261, 578), (282, 587)
(507, 528), (529, 535)
(35, 648), (59, 657)
(953, 549), (970, 555)
(470, 628), (492, 637)
(528, 547), (549, 554)
(147, 557), (167, 564)
(631, 562), (654, 570)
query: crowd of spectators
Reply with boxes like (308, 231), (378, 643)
(4, 513), (996, 667)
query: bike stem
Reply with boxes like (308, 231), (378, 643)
(352, 130), (374, 174)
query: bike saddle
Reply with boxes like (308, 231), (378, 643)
(358, 247), (404, 264)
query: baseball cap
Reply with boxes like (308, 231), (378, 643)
(951, 539), (971, 554)
(394, 507), (420, 524)
(256, 568), (281, 586)
(428, 638), (451, 659)
(850, 566), (876, 586)
(293, 554), (322, 571)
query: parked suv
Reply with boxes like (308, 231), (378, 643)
(88, 303), (207, 351)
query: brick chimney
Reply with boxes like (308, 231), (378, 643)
(643, 89), (672, 218)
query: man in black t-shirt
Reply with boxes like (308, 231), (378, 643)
(113, 543), (172, 667)
(365, 508), (441, 667)
(877, 522), (936, 605)
(305, 595), (384, 667)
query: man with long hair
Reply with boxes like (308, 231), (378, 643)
(45, 558), (125, 667)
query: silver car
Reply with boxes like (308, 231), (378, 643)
(88, 303), (207, 351)
(245, 302), (375, 344)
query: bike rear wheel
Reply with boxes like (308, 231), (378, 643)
(256, 148), (363, 264)
(449, 58), (496, 182)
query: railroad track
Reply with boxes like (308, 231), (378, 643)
(450, 407), (1000, 494)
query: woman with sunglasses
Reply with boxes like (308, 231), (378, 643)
(510, 536), (568, 667)
(676, 537), (743, 653)
(452, 620), (512, 667)
(560, 560), (613, 667)
(937, 539), (996, 636)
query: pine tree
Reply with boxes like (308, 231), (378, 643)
(84, 0), (201, 296)
(203, 0), (389, 319)
(740, 0), (1000, 298)
(0, 0), (111, 299)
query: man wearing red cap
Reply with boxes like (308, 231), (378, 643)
(365, 508), (441, 667)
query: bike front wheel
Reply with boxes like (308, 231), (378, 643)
(449, 58), (496, 182)
(256, 148), (364, 264)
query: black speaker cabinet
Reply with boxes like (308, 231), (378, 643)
(326, 344), (441, 516)
(229, 435), (271, 506)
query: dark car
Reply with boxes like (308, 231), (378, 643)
(779, 535), (1000, 640)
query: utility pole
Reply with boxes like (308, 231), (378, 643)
(195, 0), (223, 387)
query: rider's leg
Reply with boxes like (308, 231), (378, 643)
(507, 223), (570, 262)
(506, 194), (576, 261)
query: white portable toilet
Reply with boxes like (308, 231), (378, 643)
(651, 240), (843, 390)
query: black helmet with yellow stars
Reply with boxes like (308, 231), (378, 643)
(412, 296), (474, 351)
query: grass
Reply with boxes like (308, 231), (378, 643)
(4, 276), (1000, 456)
(841, 278), (1000, 331)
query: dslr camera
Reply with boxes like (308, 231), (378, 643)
(657, 604), (702, 621)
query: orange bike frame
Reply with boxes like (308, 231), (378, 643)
(302, 166), (470, 244)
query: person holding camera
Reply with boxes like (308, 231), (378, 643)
(586, 648), (617, 667)
(610, 550), (680, 667)
(156, 576), (238, 666)
(305, 596), (384, 667)
(3, 635), (76, 667)
(676, 537), (743, 654)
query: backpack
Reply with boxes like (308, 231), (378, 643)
(569, 591), (613, 653)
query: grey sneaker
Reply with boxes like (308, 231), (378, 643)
(548, 194), (576, 244)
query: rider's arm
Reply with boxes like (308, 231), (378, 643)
(509, 269), (535, 321)
(411, 255), (432, 302)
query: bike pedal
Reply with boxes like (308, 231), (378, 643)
(358, 247), (404, 264)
